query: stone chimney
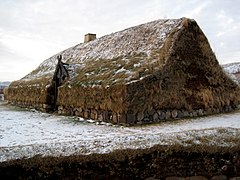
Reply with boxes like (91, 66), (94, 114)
(84, 33), (96, 43)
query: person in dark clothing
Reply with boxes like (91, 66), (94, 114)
(52, 55), (69, 110)
(54, 55), (69, 85)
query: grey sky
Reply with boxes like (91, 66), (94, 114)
(0, 0), (239, 81)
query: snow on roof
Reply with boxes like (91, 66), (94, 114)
(21, 18), (184, 84)
(66, 19), (181, 62)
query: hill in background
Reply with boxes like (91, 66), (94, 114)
(222, 62), (240, 84)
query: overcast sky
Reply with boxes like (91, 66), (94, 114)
(0, 0), (239, 81)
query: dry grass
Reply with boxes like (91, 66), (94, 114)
(124, 19), (240, 116)
(7, 75), (52, 105)
(70, 53), (154, 87)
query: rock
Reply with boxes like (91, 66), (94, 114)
(118, 114), (127, 124)
(165, 110), (171, 119)
(186, 176), (207, 180)
(215, 108), (219, 113)
(148, 108), (156, 116)
(166, 177), (185, 180)
(211, 175), (228, 180)
(192, 111), (198, 117)
(58, 105), (63, 110)
(171, 109), (178, 118)
(232, 104), (237, 109)
(177, 110), (184, 118)
(198, 109), (204, 116)
(144, 111), (149, 118)
(183, 111), (189, 117)
(153, 112), (159, 122)
(78, 107), (83, 112)
(127, 113), (136, 124)
(221, 165), (228, 171)
(97, 112), (103, 121)
(189, 112), (193, 117)
(112, 113), (118, 123)
(137, 112), (144, 121)
(43, 104), (51, 109)
(219, 106), (223, 113)
(206, 108), (212, 114)
(143, 117), (150, 122)
(158, 111), (166, 120)
(230, 177), (240, 180)
(103, 111), (110, 121)
(75, 110), (80, 116)
(90, 110), (97, 119)
(83, 110), (89, 119)
(145, 177), (160, 180)
(202, 109), (207, 115)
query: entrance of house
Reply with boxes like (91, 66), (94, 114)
(0, 94), (4, 101)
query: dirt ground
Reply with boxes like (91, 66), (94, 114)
(0, 144), (240, 179)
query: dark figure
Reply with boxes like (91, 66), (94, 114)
(52, 55), (69, 110)
(54, 55), (69, 84)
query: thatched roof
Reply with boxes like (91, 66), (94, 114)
(16, 18), (186, 87)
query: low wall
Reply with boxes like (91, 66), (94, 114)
(57, 104), (240, 125)
(9, 101), (52, 112)
(6, 90), (240, 125)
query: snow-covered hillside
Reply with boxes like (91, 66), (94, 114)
(0, 81), (10, 87)
(222, 62), (240, 74)
(222, 62), (240, 84)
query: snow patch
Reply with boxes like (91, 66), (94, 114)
(1, 103), (240, 162)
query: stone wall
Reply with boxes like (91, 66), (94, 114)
(57, 104), (240, 125)
(9, 101), (52, 112)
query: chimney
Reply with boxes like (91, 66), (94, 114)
(84, 33), (96, 43)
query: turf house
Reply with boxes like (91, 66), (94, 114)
(6, 18), (240, 125)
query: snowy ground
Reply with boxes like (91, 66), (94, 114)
(0, 102), (240, 162)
